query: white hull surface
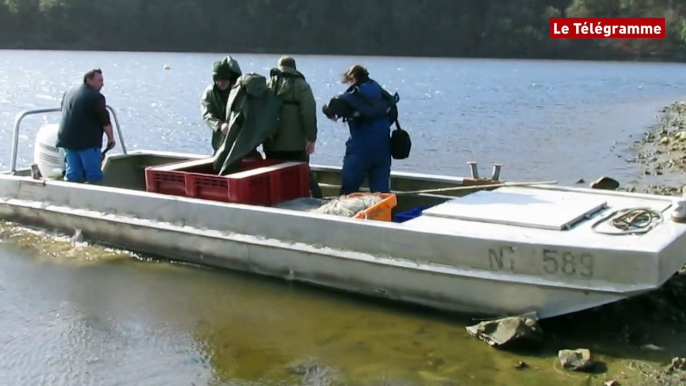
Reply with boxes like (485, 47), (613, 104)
(1, 149), (685, 320)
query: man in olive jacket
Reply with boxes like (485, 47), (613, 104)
(200, 56), (242, 153)
(265, 56), (322, 197)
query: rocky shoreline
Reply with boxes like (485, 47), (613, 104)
(563, 100), (686, 385)
(601, 100), (686, 386)
(623, 101), (686, 196)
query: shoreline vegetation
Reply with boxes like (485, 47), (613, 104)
(1, 0), (686, 61)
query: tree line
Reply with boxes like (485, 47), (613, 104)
(1, 0), (685, 61)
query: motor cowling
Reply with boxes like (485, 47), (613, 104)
(33, 123), (65, 179)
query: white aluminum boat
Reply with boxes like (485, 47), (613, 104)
(1, 106), (685, 320)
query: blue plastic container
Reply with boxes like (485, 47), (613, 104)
(394, 206), (430, 223)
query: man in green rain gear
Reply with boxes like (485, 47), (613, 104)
(200, 56), (242, 153)
(264, 56), (322, 198)
(212, 72), (284, 175)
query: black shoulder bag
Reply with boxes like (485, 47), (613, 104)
(352, 85), (411, 160)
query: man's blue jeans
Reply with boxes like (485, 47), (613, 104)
(64, 148), (103, 183)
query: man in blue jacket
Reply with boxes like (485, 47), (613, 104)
(322, 65), (395, 195)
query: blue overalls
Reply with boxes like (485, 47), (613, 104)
(335, 80), (393, 195)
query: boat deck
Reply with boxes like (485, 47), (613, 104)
(7, 150), (686, 259)
(93, 150), (500, 218)
(402, 186), (678, 251)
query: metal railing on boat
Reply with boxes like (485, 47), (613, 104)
(9, 105), (128, 174)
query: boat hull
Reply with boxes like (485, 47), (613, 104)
(0, 198), (636, 319)
(0, 150), (684, 320)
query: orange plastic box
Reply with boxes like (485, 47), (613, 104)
(349, 193), (398, 221)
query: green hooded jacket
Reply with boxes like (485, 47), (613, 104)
(213, 73), (283, 175)
(200, 56), (242, 152)
(264, 65), (317, 152)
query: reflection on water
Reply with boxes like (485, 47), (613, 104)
(0, 221), (670, 385)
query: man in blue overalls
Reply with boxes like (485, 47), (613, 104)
(322, 65), (395, 195)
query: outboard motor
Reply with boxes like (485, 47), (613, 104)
(33, 123), (65, 179)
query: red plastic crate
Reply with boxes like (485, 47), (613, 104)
(263, 161), (310, 204)
(144, 157), (309, 206)
(190, 167), (273, 205)
(148, 157), (279, 175)
(147, 169), (186, 197)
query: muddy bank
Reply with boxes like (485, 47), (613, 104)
(456, 266), (686, 385)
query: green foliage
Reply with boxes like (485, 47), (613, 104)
(0, 0), (684, 61)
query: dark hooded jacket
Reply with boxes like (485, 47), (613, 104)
(212, 73), (283, 175)
(200, 56), (242, 152)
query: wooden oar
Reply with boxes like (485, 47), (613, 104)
(395, 180), (558, 195)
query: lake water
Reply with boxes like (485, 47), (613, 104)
(0, 50), (685, 385)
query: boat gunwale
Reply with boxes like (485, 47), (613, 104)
(2, 148), (477, 185)
(1, 150), (684, 281)
(6, 149), (680, 202)
(0, 170), (666, 250)
(0, 173), (583, 253)
(0, 152), (681, 255)
(0, 169), (679, 290)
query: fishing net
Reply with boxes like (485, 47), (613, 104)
(313, 194), (383, 218)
